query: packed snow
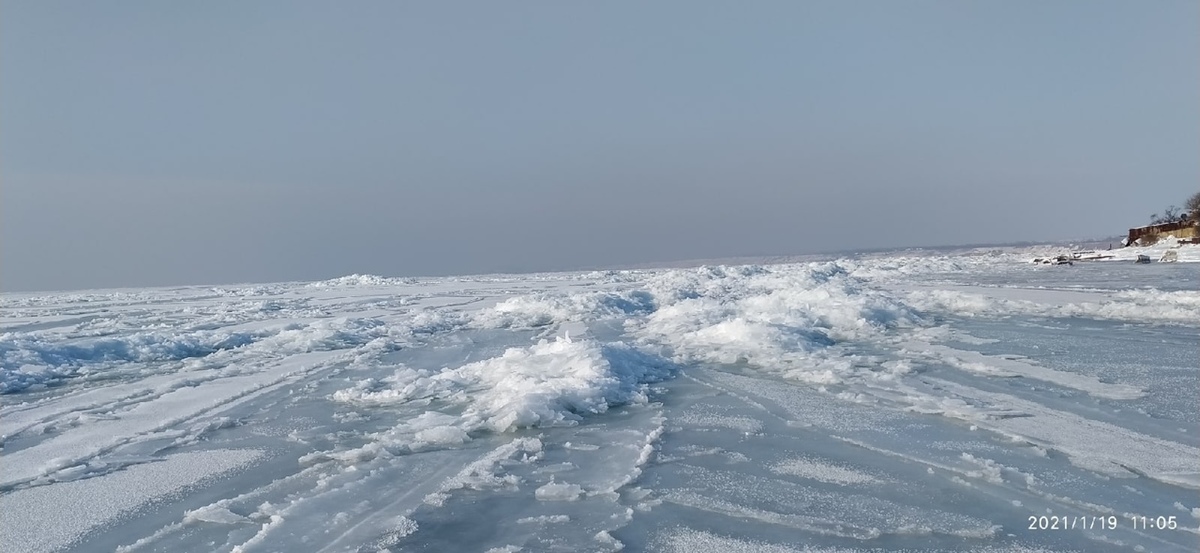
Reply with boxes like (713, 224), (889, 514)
(1, 244), (1197, 552)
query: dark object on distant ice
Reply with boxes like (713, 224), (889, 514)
(1135, 255), (1152, 264)
(1030, 255), (1073, 265)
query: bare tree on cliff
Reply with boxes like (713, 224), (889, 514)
(1150, 206), (1182, 225)
(1150, 193), (1200, 225)
(1187, 191), (1200, 222)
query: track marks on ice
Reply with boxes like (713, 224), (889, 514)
(899, 341), (1145, 400)
(918, 377), (1200, 489)
(636, 372), (992, 543)
(661, 367), (1199, 552)
(1, 350), (344, 490)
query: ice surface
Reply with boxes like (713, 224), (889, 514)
(1, 245), (1197, 551)
(652, 528), (1074, 552)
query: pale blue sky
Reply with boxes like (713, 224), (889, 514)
(3, 1), (1197, 291)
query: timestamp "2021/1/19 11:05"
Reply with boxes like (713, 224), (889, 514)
(1028, 515), (1181, 531)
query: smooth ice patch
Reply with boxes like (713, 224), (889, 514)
(0, 449), (263, 553)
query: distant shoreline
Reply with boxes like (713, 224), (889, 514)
(595, 237), (1129, 271)
(0, 236), (1138, 295)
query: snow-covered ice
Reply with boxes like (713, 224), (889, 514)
(1, 245), (1197, 551)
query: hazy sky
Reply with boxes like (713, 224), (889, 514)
(3, 1), (1197, 291)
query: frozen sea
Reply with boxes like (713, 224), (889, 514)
(2, 244), (1198, 552)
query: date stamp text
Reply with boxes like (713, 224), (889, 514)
(1027, 515), (1181, 531)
